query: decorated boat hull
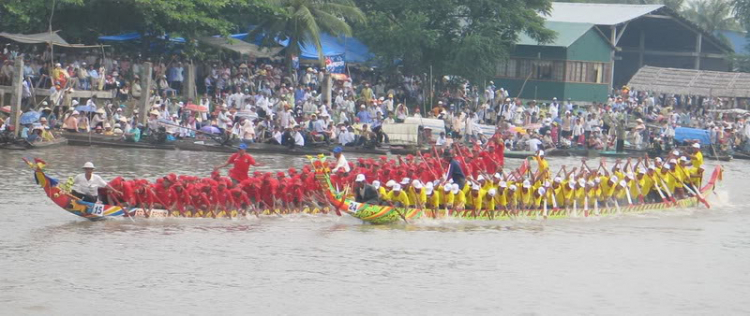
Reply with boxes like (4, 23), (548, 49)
(316, 162), (723, 225)
(25, 159), (333, 221)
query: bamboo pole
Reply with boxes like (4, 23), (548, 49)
(10, 59), (24, 138)
(138, 62), (153, 125)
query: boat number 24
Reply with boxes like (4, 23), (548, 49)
(348, 202), (360, 213)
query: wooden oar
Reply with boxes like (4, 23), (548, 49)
(674, 168), (710, 208)
(624, 185), (633, 206)
(385, 200), (409, 224)
(652, 181), (670, 204)
(584, 195), (589, 217)
(656, 174), (678, 205)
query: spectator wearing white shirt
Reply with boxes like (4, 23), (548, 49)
(436, 132), (447, 147)
(338, 126), (355, 146)
(215, 106), (231, 130)
(526, 137), (542, 152)
(292, 125), (305, 148)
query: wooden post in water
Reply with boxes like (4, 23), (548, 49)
(184, 61), (196, 101)
(138, 62), (153, 125)
(324, 72), (332, 108)
(10, 59), (24, 138)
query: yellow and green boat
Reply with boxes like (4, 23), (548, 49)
(315, 160), (724, 225)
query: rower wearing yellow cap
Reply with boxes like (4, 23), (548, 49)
(386, 184), (410, 206)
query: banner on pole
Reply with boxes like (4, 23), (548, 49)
(291, 55), (299, 70)
(325, 54), (345, 74)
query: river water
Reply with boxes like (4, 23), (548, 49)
(0, 146), (748, 315)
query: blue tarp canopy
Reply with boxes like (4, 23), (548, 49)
(276, 33), (372, 63)
(98, 32), (186, 43)
(98, 30), (373, 63)
(674, 127), (712, 145)
(236, 31), (372, 63)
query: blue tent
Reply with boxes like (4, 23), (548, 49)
(277, 33), (372, 63)
(99, 31), (372, 63)
(674, 127), (712, 145)
(234, 31), (372, 63)
(98, 33), (186, 43)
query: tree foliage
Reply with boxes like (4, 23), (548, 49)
(683, 0), (741, 33)
(734, 0), (750, 29)
(0, 0), (272, 48)
(354, 0), (555, 83)
(251, 0), (366, 66)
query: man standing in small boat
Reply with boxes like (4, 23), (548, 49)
(214, 143), (258, 184)
(71, 162), (109, 203)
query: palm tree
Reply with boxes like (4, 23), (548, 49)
(251, 0), (366, 68)
(733, 0), (750, 29)
(682, 0), (741, 33)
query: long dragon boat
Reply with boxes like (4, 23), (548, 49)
(25, 158), (332, 221)
(314, 158), (724, 225)
(26, 155), (724, 224)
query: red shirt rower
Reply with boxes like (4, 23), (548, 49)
(214, 143), (258, 183)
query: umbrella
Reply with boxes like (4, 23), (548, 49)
(511, 126), (527, 134)
(200, 125), (221, 134)
(1, 106), (10, 114)
(19, 111), (41, 125)
(75, 104), (97, 112)
(235, 110), (258, 120)
(331, 73), (349, 81)
(184, 103), (208, 113)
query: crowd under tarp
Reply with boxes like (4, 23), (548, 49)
(0, 31), (103, 48)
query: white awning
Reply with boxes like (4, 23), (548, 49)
(0, 31), (105, 48)
(199, 37), (282, 58)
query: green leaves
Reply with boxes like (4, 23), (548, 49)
(354, 0), (554, 83)
(683, 0), (741, 33)
(252, 0), (366, 65)
(734, 0), (750, 30)
(0, 0), (271, 55)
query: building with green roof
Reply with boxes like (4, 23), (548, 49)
(494, 2), (733, 104)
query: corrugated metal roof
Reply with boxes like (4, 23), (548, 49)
(628, 66), (750, 98)
(517, 21), (594, 47)
(545, 2), (664, 26)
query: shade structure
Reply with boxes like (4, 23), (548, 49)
(198, 36), (282, 58)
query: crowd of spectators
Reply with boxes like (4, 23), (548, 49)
(1, 43), (749, 156)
